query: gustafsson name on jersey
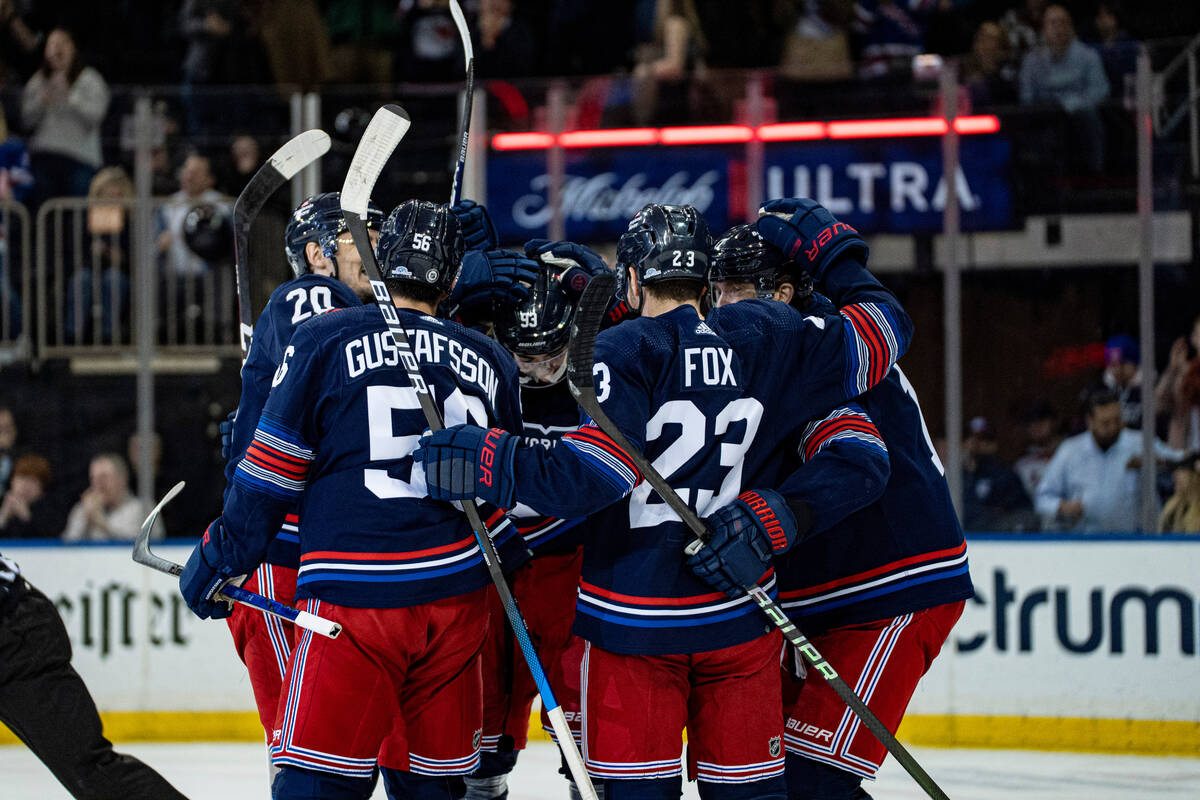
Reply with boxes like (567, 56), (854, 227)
(346, 329), (500, 406)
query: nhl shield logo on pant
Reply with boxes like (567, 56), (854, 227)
(769, 735), (781, 758)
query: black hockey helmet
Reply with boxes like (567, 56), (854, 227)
(710, 224), (783, 299)
(183, 202), (233, 263)
(616, 204), (711, 286)
(284, 192), (383, 278)
(376, 199), (465, 295)
(495, 266), (575, 388)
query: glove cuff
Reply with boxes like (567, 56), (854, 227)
(737, 489), (799, 554)
(478, 428), (518, 508)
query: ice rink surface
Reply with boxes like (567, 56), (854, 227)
(4, 740), (1200, 799)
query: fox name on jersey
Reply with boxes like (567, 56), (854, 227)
(344, 325), (500, 407)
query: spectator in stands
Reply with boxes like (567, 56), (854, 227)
(1018, 5), (1109, 173)
(1159, 454), (1200, 533)
(1156, 316), (1200, 451)
(778, 0), (853, 82)
(1089, 0), (1137, 101)
(851, 0), (932, 80)
(253, 0), (330, 92)
(631, 0), (706, 125)
(62, 453), (159, 541)
(1014, 399), (1062, 498)
(180, 1), (269, 141)
(64, 166), (134, 344)
(1002, 0), (1047, 58)
(961, 416), (1037, 531)
(0, 454), (52, 538)
(1085, 333), (1143, 429)
(20, 28), (109, 205)
(0, 106), (32, 340)
(0, 107), (32, 203)
(0, 406), (15, 494)
(475, 0), (537, 78)
(964, 21), (1018, 109)
(1036, 389), (1183, 533)
(324, 0), (399, 85)
(0, 0), (42, 85)
(155, 152), (226, 279)
(393, 0), (463, 82)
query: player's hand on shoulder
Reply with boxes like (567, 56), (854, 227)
(412, 423), (518, 508)
(450, 199), (499, 252)
(684, 489), (805, 598)
(524, 239), (608, 300)
(756, 197), (868, 281)
(179, 519), (243, 620)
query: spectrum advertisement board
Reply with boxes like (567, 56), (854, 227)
(486, 137), (1012, 242)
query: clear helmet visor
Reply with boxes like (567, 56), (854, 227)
(514, 347), (569, 388)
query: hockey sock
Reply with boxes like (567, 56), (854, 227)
(697, 775), (786, 800)
(568, 777), (605, 800)
(784, 754), (872, 800)
(463, 774), (508, 800)
(380, 768), (467, 800)
(271, 765), (375, 800)
(604, 776), (681, 800)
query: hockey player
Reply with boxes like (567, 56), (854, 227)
(413, 199), (914, 800)
(182, 200), (525, 800)
(465, 241), (609, 800)
(222, 191), (383, 745)
(688, 220), (973, 800)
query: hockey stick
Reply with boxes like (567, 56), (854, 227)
(566, 273), (951, 800)
(132, 482), (342, 639)
(447, 0), (474, 207)
(233, 129), (332, 359)
(340, 104), (599, 800)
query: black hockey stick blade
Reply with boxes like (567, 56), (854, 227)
(233, 129), (332, 358)
(448, 0), (474, 206)
(132, 481), (186, 576)
(565, 279), (952, 800)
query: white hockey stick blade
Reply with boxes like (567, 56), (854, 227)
(548, 708), (598, 800)
(133, 481), (186, 576)
(269, 129), (331, 180)
(341, 106), (412, 216)
(449, 0), (474, 67)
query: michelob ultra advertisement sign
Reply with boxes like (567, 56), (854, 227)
(487, 137), (1012, 241)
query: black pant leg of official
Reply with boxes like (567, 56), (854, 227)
(0, 585), (189, 800)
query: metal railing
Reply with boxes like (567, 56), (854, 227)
(0, 201), (32, 361)
(34, 196), (239, 359)
(1154, 31), (1200, 179)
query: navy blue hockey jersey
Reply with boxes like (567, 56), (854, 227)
(509, 380), (588, 553)
(224, 274), (363, 567)
(214, 304), (524, 608)
(776, 366), (973, 634)
(506, 256), (913, 654)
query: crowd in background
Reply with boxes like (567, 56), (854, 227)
(0, 0), (1197, 540)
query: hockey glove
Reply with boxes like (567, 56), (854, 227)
(524, 239), (608, 300)
(412, 424), (519, 509)
(756, 198), (868, 282)
(218, 408), (237, 462)
(450, 199), (499, 252)
(448, 250), (538, 320)
(179, 520), (244, 620)
(685, 489), (808, 598)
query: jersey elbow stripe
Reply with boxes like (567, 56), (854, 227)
(561, 437), (639, 494)
(564, 427), (643, 482)
(840, 303), (899, 392)
(801, 412), (885, 461)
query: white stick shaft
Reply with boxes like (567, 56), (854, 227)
(548, 708), (598, 800)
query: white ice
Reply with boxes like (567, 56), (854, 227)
(3, 741), (1200, 799)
